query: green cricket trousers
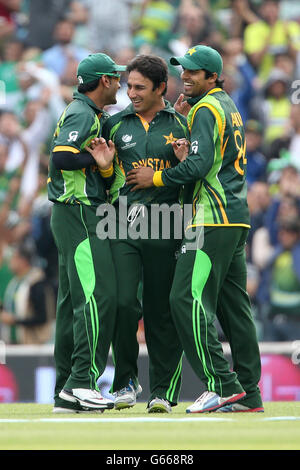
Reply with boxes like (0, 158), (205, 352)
(110, 208), (183, 405)
(51, 203), (117, 407)
(170, 226), (263, 408)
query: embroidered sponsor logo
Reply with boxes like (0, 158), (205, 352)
(191, 140), (198, 154)
(122, 134), (132, 143)
(68, 131), (79, 142)
(121, 134), (136, 150)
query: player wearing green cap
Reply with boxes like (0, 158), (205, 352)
(126, 45), (264, 413)
(49, 53), (126, 413)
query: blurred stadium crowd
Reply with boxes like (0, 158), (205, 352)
(0, 0), (300, 345)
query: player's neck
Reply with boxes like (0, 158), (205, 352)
(138, 98), (166, 123)
(85, 90), (106, 111)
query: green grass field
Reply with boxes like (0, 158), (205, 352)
(0, 402), (300, 450)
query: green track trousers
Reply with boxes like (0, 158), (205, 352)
(170, 226), (263, 408)
(110, 209), (183, 405)
(51, 203), (117, 407)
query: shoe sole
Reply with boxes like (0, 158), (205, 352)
(53, 407), (105, 414)
(148, 404), (171, 414)
(114, 402), (135, 410)
(114, 385), (142, 410)
(217, 407), (264, 413)
(59, 390), (114, 410)
(186, 391), (246, 414)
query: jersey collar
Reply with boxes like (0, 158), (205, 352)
(122, 99), (175, 117)
(187, 87), (223, 106)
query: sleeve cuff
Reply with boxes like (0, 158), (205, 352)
(53, 145), (80, 154)
(153, 171), (165, 187)
(99, 164), (114, 178)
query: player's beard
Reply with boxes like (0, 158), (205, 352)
(183, 82), (196, 97)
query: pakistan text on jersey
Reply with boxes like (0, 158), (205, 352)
(131, 158), (171, 170)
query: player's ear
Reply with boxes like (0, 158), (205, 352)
(208, 72), (218, 85)
(157, 81), (166, 96)
(100, 75), (111, 88)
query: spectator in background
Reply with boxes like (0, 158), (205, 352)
(0, 37), (24, 113)
(0, 141), (20, 220)
(25, 0), (73, 51)
(288, 104), (300, 172)
(252, 189), (300, 271)
(264, 101), (300, 164)
(87, 0), (132, 55)
(274, 50), (297, 80)
(247, 181), (271, 261)
(41, 17), (90, 80)
(257, 217), (300, 341)
(132, 0), (176, 52)
(0, 105), (52, 207)
(174, 2), (219, 49)
(243, 0), (300, 83)
(222, 38), (257, 123)
(0, 0), (24, 42)
(18, 99), (52, 207)
(0, 242), (56, 345)
(244, 119), (267, 187)
(0, 110), (28, 180)
(15, 58), (67, 120)
(260, 68), (291, 147)
(264, 166), (300, 244)
(229, 0), (259, 38)
(0, 137), (32, 307)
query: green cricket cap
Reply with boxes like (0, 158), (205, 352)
(170, 45), (223, 77)
(77, 53), (126, 84)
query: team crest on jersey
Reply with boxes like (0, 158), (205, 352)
(163, 132), (178, 145)
(68, 131), (79, 142)
(122, 134), (132, 143)
(121, 134), (136, 150)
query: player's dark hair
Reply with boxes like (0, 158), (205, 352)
(126, 55), (168, 95)
(78, 78), (100, 94)
(203, 69), (224, 89)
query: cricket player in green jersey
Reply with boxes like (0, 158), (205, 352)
(126, 45), (264, 413)
(101, 55), (188, 413)
(48, 53), (126, 413)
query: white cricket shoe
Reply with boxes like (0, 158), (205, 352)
(186, 390), (246, 413)
(59, 388), (114, 410)
(147, 398), (172, 414)
(114, 379), (142, 410)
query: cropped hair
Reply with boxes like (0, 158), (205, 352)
(78, 78), (100, 93)
(203, 69), (224, 89)
(127, 55), (168, 95)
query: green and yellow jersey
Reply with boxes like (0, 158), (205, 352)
(153, 88), (250, 228)
(48, 91), (110, 206)
(102, 100), (188, 207)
